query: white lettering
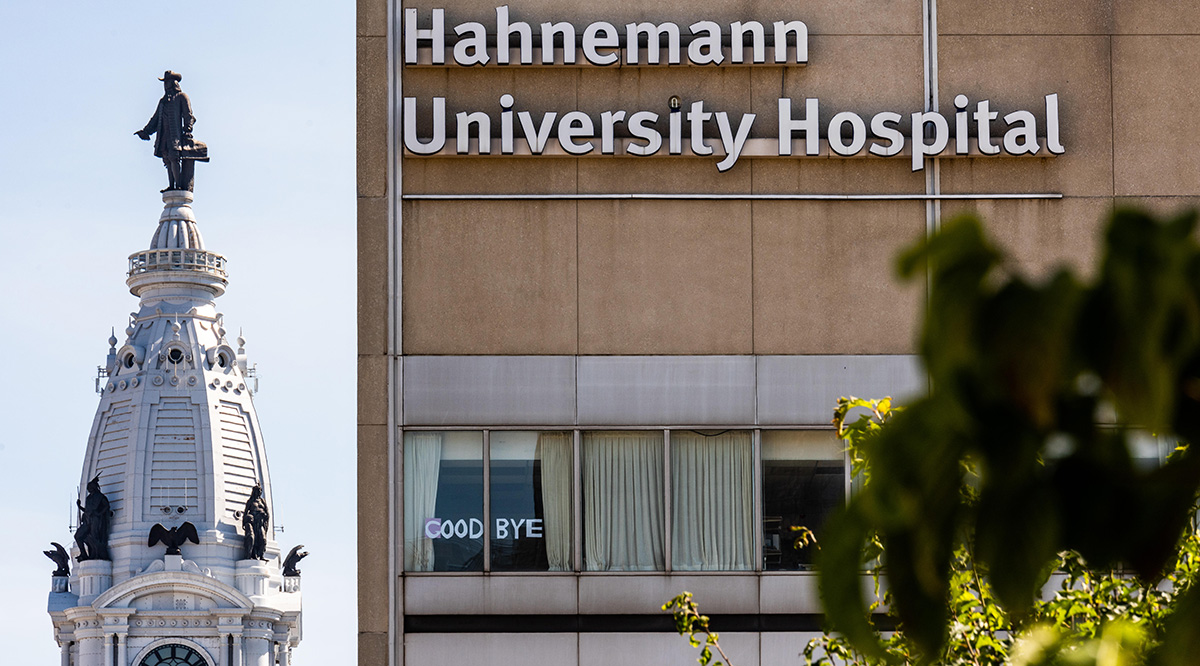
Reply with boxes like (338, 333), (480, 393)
(779, 97), (819, 156)
(1046, 93), (1065, 155)
(869, 111), (904, 157)
(582, 22), (619, 66)
(688, 101), (713, 156)
(627, 111), (662, 155)
(558, 111), (595, 155)
(453, 22), (489, 66)
(911, 111), (949, 171)
(773, 20), (808, 64)
(626, 21), (681, 65)
(715, 111), (755, 172)
(469, 518), (484, 539)
(403, 97), (446, 155)
(954, 94), (970, 155)
(424, 518), (442, 539)
(1003, 110), (1039, 155)
(828, 111), (866, 156)
(974, 99), (1000, 155)
(541, 22), (576, 65)
(518, 110), (558, 154)
(600, 110), (627, 154)
(527, 519), (543, 538)
(688, 21), (724, 65)
(731, 21), (765, 64)
(496, 5), (534, 65)
(456, 111), (491, 154)
(404, 8), (445, 65)
(495, 518), (509, 539)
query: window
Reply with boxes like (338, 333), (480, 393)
(403, 431), (484, 572)
(489, 431), (573, 571)
(671, 430), (753, 571)
(762, 430), (845, 570)
(582, 431), (665, 571)
(402, 428), (848, 573)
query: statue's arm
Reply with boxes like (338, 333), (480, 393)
(136, 103), (161, 139)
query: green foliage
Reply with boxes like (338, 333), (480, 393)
(809, 398), (1200, 666)
(663, 592), (731, 666)
(817, 208), (1200, 665)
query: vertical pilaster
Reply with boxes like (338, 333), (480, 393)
(117, 635), (127, 666)
(61, 641), (71, 666)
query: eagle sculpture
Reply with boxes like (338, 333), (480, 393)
(148, 521), (200, 555)
(44, 542), (70, 576)
(283, 544), (309, 576)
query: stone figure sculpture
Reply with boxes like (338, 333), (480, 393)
(148, 521), (200, 555)
(241, 484), (270, 561)
(74, 475), (113, 561)
(283, 544), (308, 576)
(43, 542), (70, 576)
(135, 71), (209, 192)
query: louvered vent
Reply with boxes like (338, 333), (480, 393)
(147, 397), (200, 517)
(94, 399), (133, 515)
(218, 400), (258, 517)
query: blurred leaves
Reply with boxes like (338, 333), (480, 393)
(815, 209), (1200, 665)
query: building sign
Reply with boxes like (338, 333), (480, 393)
(402, 6), (1065, 172)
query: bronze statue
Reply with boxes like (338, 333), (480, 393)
(74, 475), (113, 561)
(283, 544), (308, 576)
(148, 521), (200, 555)
(135, 71), (209, 192)
(241, 484), (270, 561)
(43, 542), (70, 576)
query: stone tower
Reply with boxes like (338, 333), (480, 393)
(47, 190), (303, 666)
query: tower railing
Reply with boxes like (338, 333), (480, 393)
(127, 248), (227, 279)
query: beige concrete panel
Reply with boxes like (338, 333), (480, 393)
(751, 159), (924, 195)
(762, 633), (828, 665)
(766, 37), (924, 134)
(580, 632), (760, 666)
(402, 67), (578, 139)
(577, 200), (752, 354)
(938, 36), (1113, 197)
(359, 36), (389, 198)
(404, 575), (579, 614)
(758, 573), (821, 614)
(358, 425), (390, 633)
(940, 197), (1112, 280)
(1114, 1), (1200, 34)
(578, 158), (751, 193)
(577, 66), (752, 136)
(579, 573), (759, 614)
(359, 355), (390, 426)
(401, 200), (578, 354)
(359, 196), (389, 355)
(407, 633), (578, 666)
(1113, 196), (1200, 218)
(752, 200), (924, 355)
(1113, 37), (1200, 196)
(359, 631), (389, 666)
(402, 157), (578, 194)
(939, 0), (1112, 35)
(358, 0), (387, 37)
(404, 0), (921, 35)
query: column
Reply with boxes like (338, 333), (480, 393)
(60, 642), (71, 666)
(243, 637), (271, 666)
(232, 635), (243, 666)
(117, 635), (127, 666)
(103, 635), (113, 666)
(277, 643), (289, 666)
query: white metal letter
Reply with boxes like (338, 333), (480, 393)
(582, 22), (619, 66)
(778, 97), (820, 156)
(405, 8), (445, 65)
(403, 97), (446, 155)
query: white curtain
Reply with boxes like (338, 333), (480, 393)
(403, 432), (443, 571)
(671, 431), (753, 571)
(583, 432), (665, 571)
(536, 432), (573, 571)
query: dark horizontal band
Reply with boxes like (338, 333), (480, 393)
(404, 613), (895, 634)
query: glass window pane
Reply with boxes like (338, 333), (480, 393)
(403, 431), (484, 572)
(490, 431), (573, 572)
(671, 430), (753, 571)
(582, 431), (665, 571)
(762, 430), (844, 571)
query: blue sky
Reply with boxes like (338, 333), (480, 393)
(0, 2), (357, 662)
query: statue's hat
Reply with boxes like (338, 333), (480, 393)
(158, 71), (182, 82)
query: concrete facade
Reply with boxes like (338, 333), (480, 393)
(358, 1), (1200, 664)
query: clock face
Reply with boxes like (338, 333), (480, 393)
(139, 644), (208, 666)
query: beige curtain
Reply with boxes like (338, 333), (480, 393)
(403, 432), (443, 571)
(671, 431), (753, 571)
(536, 432), (573, 571)
(583, 431), (665, 571)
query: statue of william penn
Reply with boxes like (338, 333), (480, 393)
(136, 71), (209, 192)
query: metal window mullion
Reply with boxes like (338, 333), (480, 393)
(482, 429), (490, 573)
(573, 429), (582, 572)
(753, 429), (763, 572)
(663, 428), (672, 573)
